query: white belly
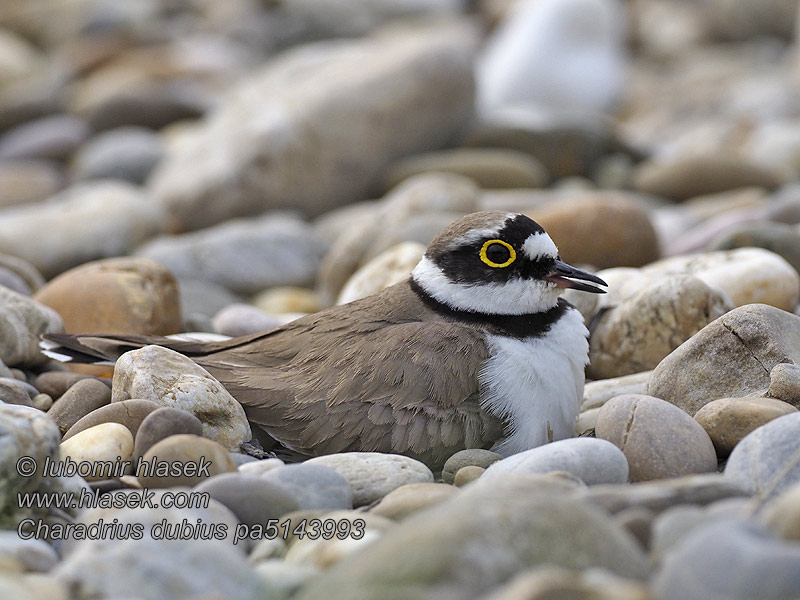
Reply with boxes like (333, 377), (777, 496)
(478, 307), (589, 456)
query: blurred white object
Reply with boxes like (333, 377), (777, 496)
(476, 0), (627, 119)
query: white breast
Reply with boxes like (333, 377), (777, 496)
(478, 307), (589, 456)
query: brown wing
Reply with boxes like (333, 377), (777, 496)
(196, 281), (504, 469)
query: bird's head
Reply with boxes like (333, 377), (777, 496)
(411, 211), (607, 315)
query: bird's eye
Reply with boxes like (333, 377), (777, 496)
(479, 239), (516, 268)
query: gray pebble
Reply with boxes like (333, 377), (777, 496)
(194, 472), (300, 526)
(133, 406), (204, 459)
(260, 463), (353, 511)
(442, 448), (503, 484)
(47, 378), (111, 434)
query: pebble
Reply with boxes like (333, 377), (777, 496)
(32, 372), (91, 400)
(527, 193), (660, 269)
(211, 304), (283, 337)
(284, 512), (393, 570)
(0, 160), (62, 209)
(70, 126), (165, 184)
(601, 247), (800, 312)
(708, 221), (800, 273)
(251, 287), (321, 315)
(441, 449), (503, 484)
(112, 344), (251, 451)
(0, 405), (60, 517)
(576, 407), (600, 436)
(370, 483), (459, 520)
(336, 242), (425, 305)
(305, 452), (434, 507)
(759, 482), (800, 541)
(259, 464), (353, 511)
(653, 519), (800, 600)
(54, 536), (267, 600)
(694, 396), (798, 457)
(138, 434), (236, 488)
(0, 531), (58, 573)
(62, 399), (161, 441)
(0, 114), (90, 162)
(481, 438), (629, 485)
(766, 362), (800, 407)
(194, 472), (300, 526)
(178, 277), (244, 323)
(453, 466), (485, 487)
(648, 304), (800, 415)
(46, 378), (112, 434)
(582, 370), (651, 411)
(483, 566), (650, 600)
(59, 423), (134, 482)
(633, 154), (784, 201)
(137, 214), (326, 295)
(580, 473), (749, 516)
(383, 148), (549, 191)
(238, 458), (286, 477)
(588, 275), (732, 379)
(0, 285), (64, 367)
(0, 181), (163, 278)
(31, 394), (52, 412)
(253, 560), (320, 600)
(0, 378), (35, 407)
(295, 479), (648, 600)
(150, 23), (477, 231)
(0, 253), (45, 296)
(476, 0), (627, 117)
(595, 394), (718, 482)
(34, 257), (181, 336)
(724, 412), (800, 502)
(133, 406), (204, 459)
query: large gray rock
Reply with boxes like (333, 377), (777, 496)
(260, 463), (354, 511)
(0, 285), (63, 367)
(55, 536), (266, 600)
(149, 22), (477, 232)
(137, 214), (325, 295)
(112, 345), (251, 451)
(0, 182), (163, 278)
(648, 304), (800, 415)
(296, 478), (648, 600)
(724, 412), (800, 502)
(588, 275), (732, 379)
(0, 404), (60, 521)
(653, 519), (800, 600)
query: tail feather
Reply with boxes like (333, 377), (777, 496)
(40, 332), (233, 365)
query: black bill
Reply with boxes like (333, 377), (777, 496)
(544, 260), (607, 294)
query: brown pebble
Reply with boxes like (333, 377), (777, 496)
(47, 378), (111, 433)
(138, 434), (235, 488)
(31, 393), (52, 411)
(133, 406), (204, 459)
(453, 466), (485, 487)
(33, 371), (91, 399)
(62, 398), (161, 441)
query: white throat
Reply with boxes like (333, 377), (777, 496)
(411, 256), (562, 315)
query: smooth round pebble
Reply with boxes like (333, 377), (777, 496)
(138, 434), (236, 488)
(481, 438), (629, 485)
(194, 472), (300, 527)
(46, 378), (111, 434)
(596, 394), (718, 482)
(305, 452), (434, 507)
(370, 483), (459, 520)
(0, 530), (59, 572)
(260, 464), (353, 511)
(724, 412), (800, 502)
(59, 423), (134, 482)
(32, 372), (91, 399)
(31, 392), (52, 411)
(694, 396), (798, 457)
(133, 406), (203, 459)
(62, 399), (161, 441)
(0, 377), (34, 407)
(454, 465), (485, 487)
(238, 458), (286, 477)
(441, 449), (503, 484)
(253, 559), (320, 599)
(767, 362), (800, 407)
(70, 126), (165, 184)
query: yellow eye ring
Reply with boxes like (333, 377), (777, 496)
(479, 239), (516, 268)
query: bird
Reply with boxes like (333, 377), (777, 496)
(43, 211), (606, 470)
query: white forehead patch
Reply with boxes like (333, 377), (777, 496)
(522, 231), (559, 260)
